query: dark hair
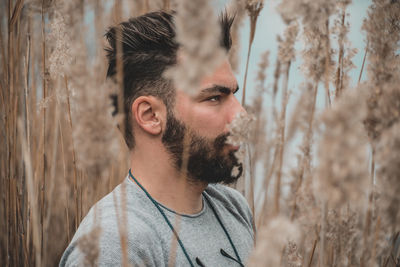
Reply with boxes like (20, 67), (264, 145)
(105, 11), (233, 149)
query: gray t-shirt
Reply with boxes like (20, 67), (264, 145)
(60, 176), (254, 266)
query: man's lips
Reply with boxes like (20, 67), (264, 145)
(225, 144), (240, 151)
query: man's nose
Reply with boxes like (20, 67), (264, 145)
(227, 95), (247, 124)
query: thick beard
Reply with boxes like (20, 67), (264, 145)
(161, 112), (243, 184)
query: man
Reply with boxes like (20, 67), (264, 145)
(60, 11), (254, 266)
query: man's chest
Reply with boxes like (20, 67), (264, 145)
(156, 209), (254, 266)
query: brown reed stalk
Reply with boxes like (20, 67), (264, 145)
(274, 62), (291, 215)
(334, 11), (345, 98)
(30, 17), (37, 147)
(21, 201), (29, 267)
(369, 216), (381, 267)
(113, 0), (126, 139)
(242, 44), (252, 106)
(168, 212), (181, 266)
(319, 201), (328, 267)
(248, 49), (269, 219)
(80, 171), (83, 224)
(116, 167), (128, 266)
(24, 22), (31, 156)
(290, 82), (318, 221)
(23, 22), (31, 267)
(9, 0), (24, 30)
(362, 146), (376, 242)
(0, 80), (4, 114)
(323, 19), (331, 107)
(307, 237), (318, 267)
(18, 118), (41, 267)
(59, 117), (71, 243)
(113, 183), (129, 267)
(248, 146), (256, 233)
(258, 138), (279, 224)
(43, 102), (60, 265)
(242, 1), (263, 106)
(272, 58), (281, 98)
(6, 1), (13, 265)
(64, 75), (79, 230)
(143, 0), (150, 13)
(110, 2), (129, 265)
(358, 41), (368, 84)
(0, 21), (7, 87)
(290, 176), (303, 220)
(249, 79), (267, 228)
(255, 125), (275, 228)
(40, 1), (47, 259)
(163, 0), (170, 11)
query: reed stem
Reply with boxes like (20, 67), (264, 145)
(274, 61), (291, 215)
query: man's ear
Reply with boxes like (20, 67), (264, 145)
(132, 96), (166, 136)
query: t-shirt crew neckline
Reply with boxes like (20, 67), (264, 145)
(126, 176), (207, 219)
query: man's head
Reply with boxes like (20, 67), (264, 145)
(105, 11), (244, 184)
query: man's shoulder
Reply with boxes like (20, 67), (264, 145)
(60, 178), (162, 266)
(75, 178), (153, 230)
(60, 217), (160, 267)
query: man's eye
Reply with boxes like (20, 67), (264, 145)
(207, 95), (221, 102)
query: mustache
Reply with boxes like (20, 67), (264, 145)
(214, 133), (230, 149)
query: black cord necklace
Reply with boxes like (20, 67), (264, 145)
(128, 169), (243, 266)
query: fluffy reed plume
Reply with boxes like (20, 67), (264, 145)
(245, 0), (264, 46)
(332, 0), (356, 97)
(45, 3), (120, 178)
(277, 22), (299, 64)
(227, 111), (256, 167)
(227, 0), (247, 72)
(314, 89), (369, 209)
(226, 110), (255, 198)
(362, 0), (400, 86)
(77, 225), (102, 267)
(376, 123), (400, 232)
(370, 134), (399, 266)
(363, 0), (400, 140)
(279, 0), (336, 106)
(164, 0), (226, 95)
(248, 216), (300, 266)
(286, 83), (314, 142)
(325, 208), (363, 266)
(256, 51), (270, 89)
(227, 112), (256, 147)
(362, 2), (400, 258)
(283, 241), (303, 267)
(69, 63), (121, 177)
(47, 12), (72, 79)
(277, 0), (336, 29)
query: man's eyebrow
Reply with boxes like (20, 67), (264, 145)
(200, 85), (239, 95)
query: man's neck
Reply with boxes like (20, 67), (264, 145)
(129, 146), (207, 215)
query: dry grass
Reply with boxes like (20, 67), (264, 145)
(1, 0), (399, 266)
